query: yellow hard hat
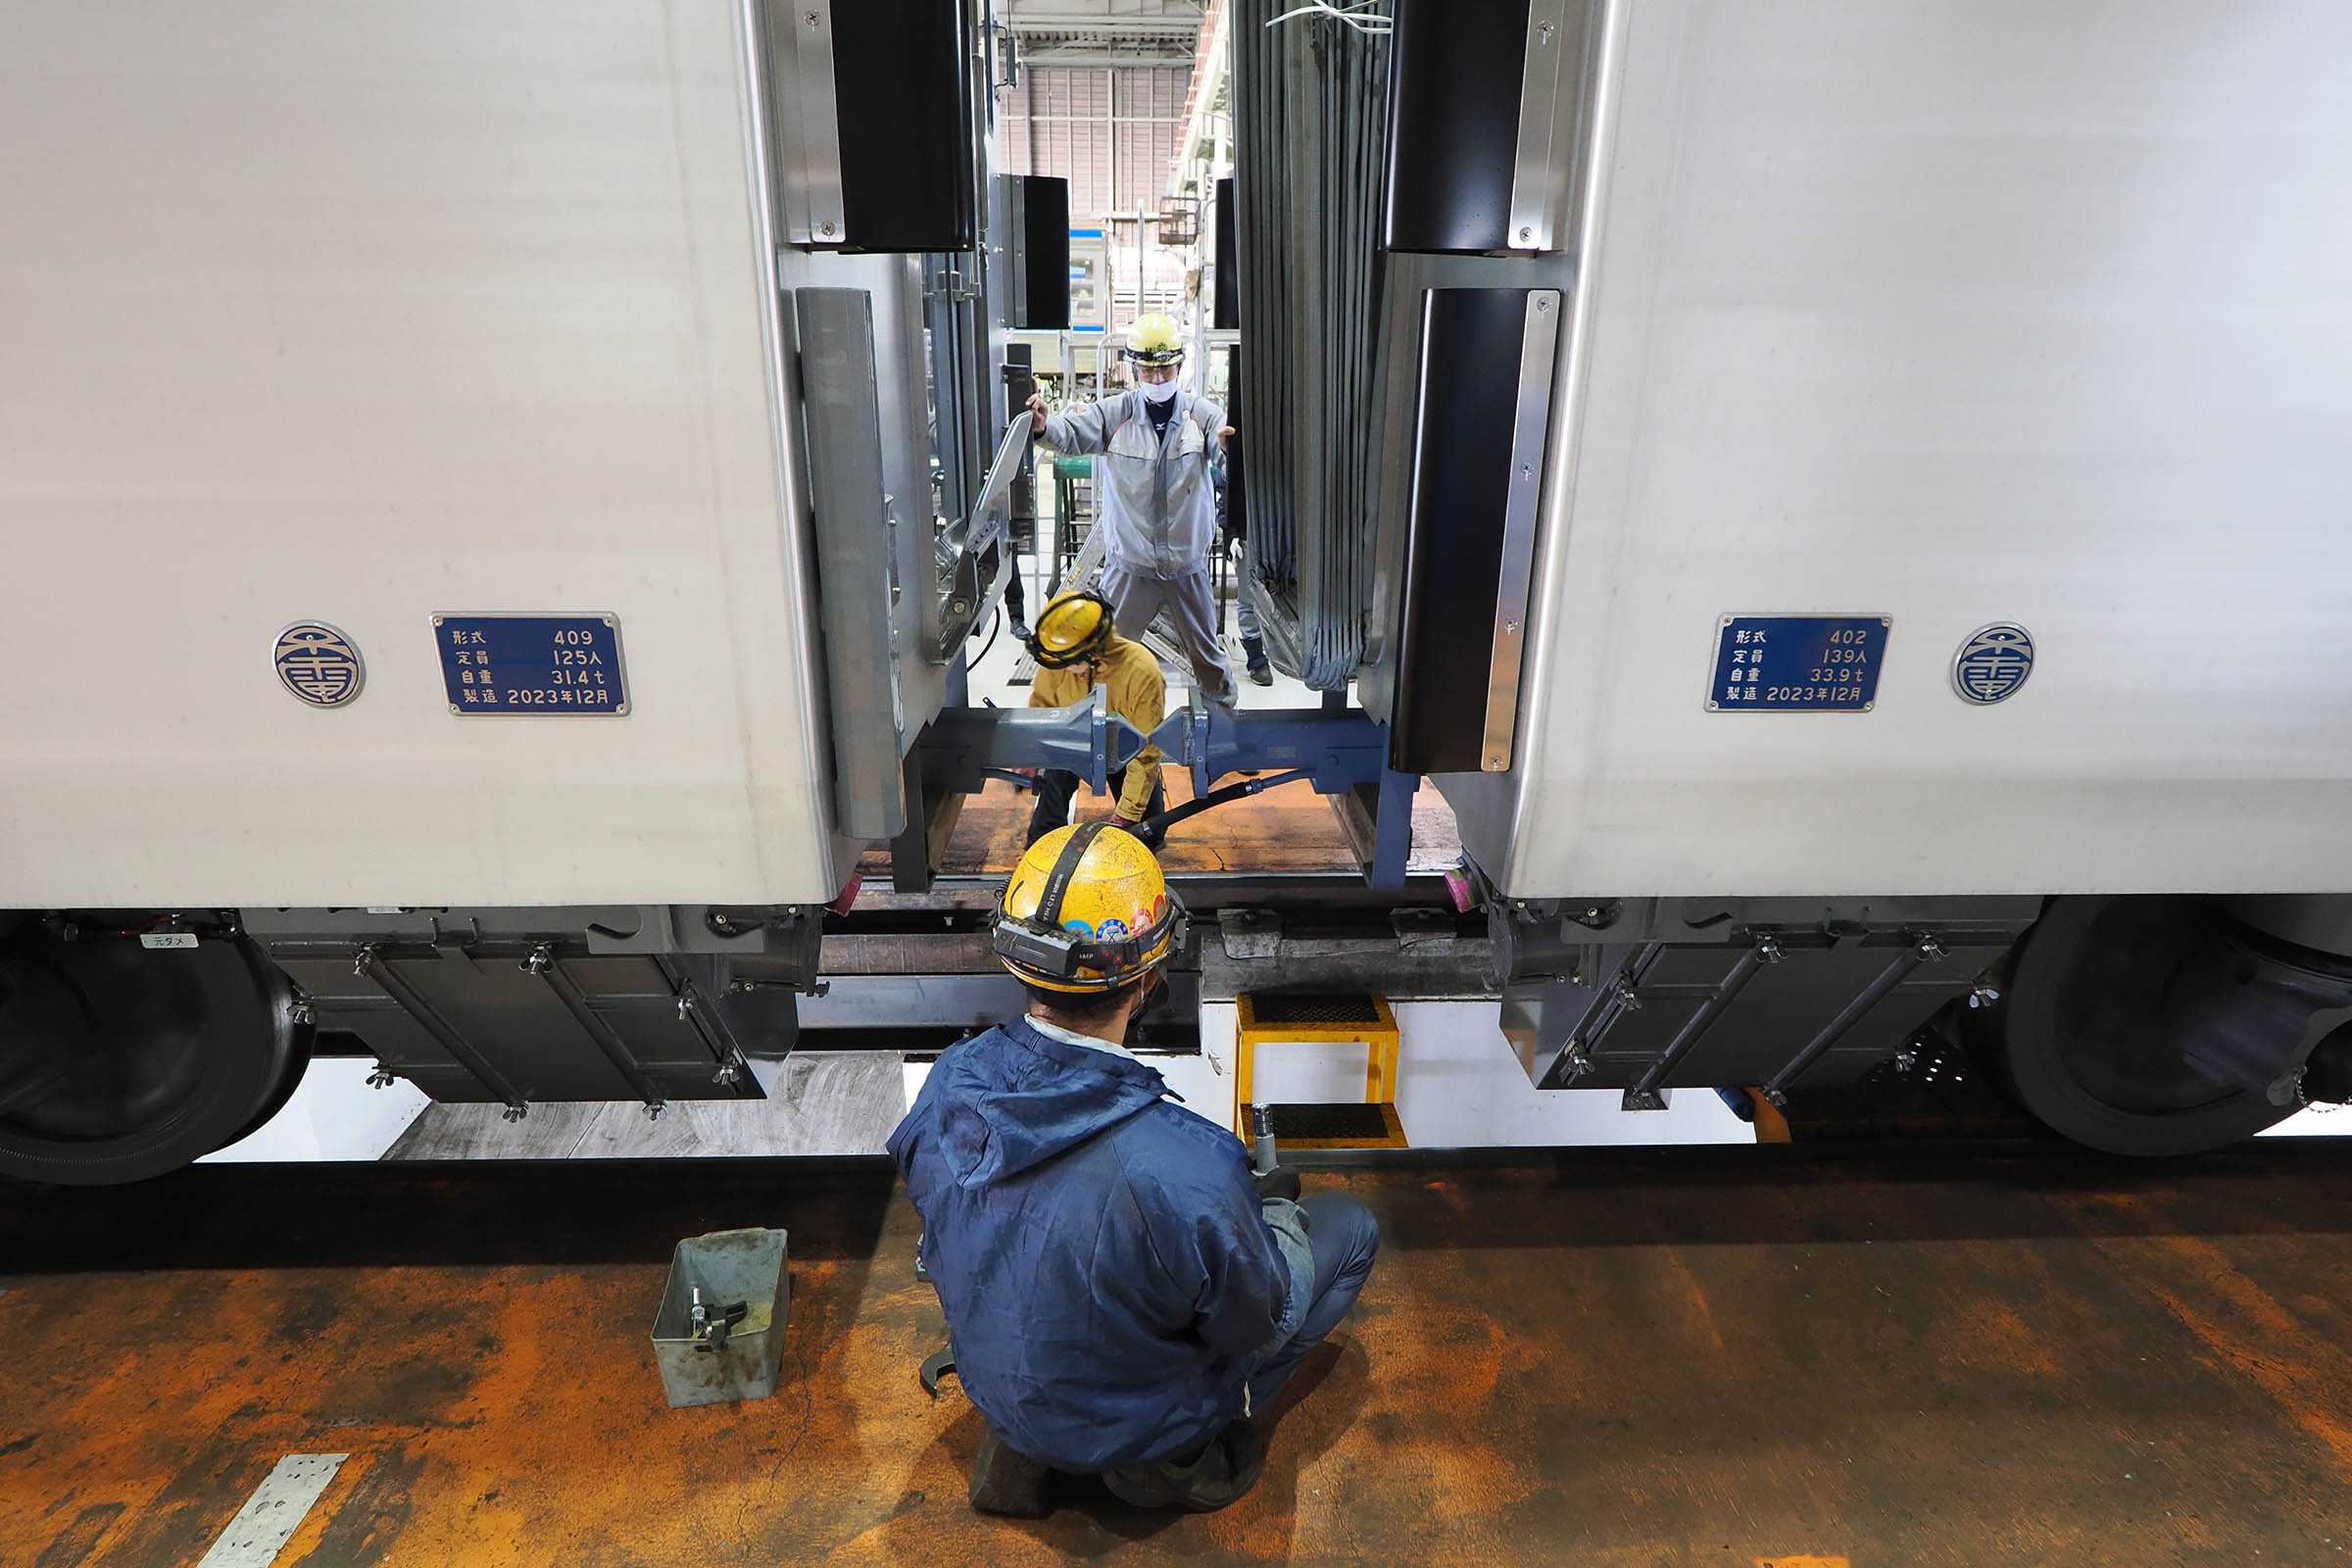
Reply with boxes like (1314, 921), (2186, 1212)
(994, 822), (1187, 993)
(1030, 589), (1117, 669)
(1123, 313), (1185, 367)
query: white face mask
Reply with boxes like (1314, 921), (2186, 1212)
(1138, 377), (1180, 406)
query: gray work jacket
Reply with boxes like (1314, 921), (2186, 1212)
(1042, 390), (1225, 580)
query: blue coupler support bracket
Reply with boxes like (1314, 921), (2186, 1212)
(919, 687), (1148, 795)
(1148, 695), (1417, 889)
(1147, 692), (1393, 800)
(1368, 767), (1419, 893)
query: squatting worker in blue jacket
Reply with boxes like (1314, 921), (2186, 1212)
(1027, 314), (1241, 708)
(888, 822), (1381, 1516)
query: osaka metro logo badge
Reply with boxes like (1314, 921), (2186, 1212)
(1952, 622), (2034, 705)
(273, 621), (366, 708)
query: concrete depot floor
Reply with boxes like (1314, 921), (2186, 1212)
(6, 1146), (2352, 1567)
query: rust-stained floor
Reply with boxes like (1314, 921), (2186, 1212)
(7, 1145), (2352, 1565)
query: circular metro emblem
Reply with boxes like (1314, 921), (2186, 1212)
(274, 621), (366, 708)
(1952, 622), (2034, 705)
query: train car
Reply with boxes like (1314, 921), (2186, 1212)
(6, 0), (2352, 1182)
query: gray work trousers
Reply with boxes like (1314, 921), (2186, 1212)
(1099, 561), (1239, 708)
(1233, 536), (1262, 643)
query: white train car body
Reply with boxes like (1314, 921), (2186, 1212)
(1444, 1), (2352, 901)
(1, 1), (884, 908)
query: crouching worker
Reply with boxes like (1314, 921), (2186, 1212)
(887, 824), (1381, 1516)
(1024, 588), (1167, 851)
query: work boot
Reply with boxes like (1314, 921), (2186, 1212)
(1241, 634), (1273, 687)
(969, 1420), (1051, 1518)
(1101, 1419), (1266, 1512)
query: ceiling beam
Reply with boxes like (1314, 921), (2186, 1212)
(1004, 12), (1204, 35)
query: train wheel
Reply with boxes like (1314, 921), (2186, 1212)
(1987, 896), (2306, 1156)
(0, 924), (307, 1185)
(218, 966), (317, 1152)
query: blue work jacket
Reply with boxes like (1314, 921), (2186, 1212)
(888, 1017), (1309, 1473)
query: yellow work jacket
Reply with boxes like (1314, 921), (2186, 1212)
(1029, 635), (1165, 822)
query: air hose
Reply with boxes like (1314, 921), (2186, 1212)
(1133, 768), (1314, 840)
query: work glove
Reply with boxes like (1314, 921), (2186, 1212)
(1253, 1165), (1301, 1203)
(1115, 813), (1166, 852)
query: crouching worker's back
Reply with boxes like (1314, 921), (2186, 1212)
(888, 822), (1380, 1515)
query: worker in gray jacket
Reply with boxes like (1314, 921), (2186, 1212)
(1028, 313), (1239, 707)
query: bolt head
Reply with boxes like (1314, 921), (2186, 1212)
(1518, 226), (1534, 243)
(803, 9), (820, 24)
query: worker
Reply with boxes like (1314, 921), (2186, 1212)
(1024, 588), (1166, 850)
(1027, 314), (1242, 707)
(888, 824), (1382, 1517)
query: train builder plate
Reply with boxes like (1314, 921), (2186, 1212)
(435, 613), (630, 716)
(1707, 614), (1888, 712)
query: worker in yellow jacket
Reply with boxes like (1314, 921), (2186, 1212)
(1026, 590), (1166, 850)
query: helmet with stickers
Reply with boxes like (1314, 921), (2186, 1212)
(992, 822), (1186, 994)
